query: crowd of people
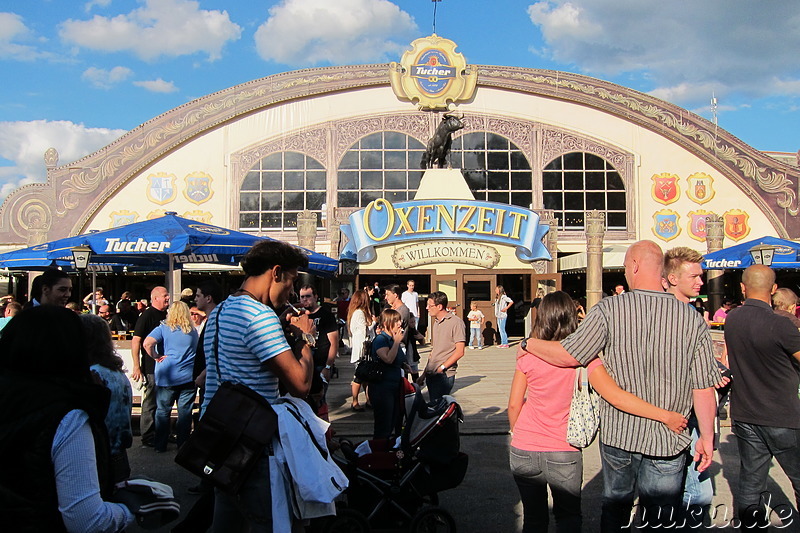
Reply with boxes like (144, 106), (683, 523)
(3, 238), (800, 531)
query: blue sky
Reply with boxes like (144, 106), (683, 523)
(2, 0), (800, 201)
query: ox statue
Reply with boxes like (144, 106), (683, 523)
(421, 112), (465, 169)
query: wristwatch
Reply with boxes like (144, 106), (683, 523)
(324, 364), (332, 370)
(302, 332), (316, 347)
(439, 364), (447, 371)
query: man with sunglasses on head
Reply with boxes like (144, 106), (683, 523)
(299, 285), (340, 417)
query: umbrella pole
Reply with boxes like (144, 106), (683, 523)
(92, 271), (97, 314)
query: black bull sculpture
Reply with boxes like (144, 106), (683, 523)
(421, 112), (465, 169)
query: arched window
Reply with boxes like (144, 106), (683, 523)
(337, 132), (425, 208)
(542, 152), (626, 230)
(239, 151), (326, 231)
(449, 132), (533, 208)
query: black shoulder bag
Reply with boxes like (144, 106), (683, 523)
(354, 334), (384, 383)
(175, 299), (279, 494)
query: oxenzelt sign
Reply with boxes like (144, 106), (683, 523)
(340, 198), (551, 263)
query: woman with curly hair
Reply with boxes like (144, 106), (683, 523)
(143, 301), (198, 453)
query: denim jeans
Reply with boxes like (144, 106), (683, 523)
(510, 447), (583, 533)
(469, 328), (482, 348)
(599, 442), (686, 531)
(679, 419), (713, 529)
(497, 317), (509, 345)
(733, 421), (800, 528)
(426, 372), (455, 402)
(213, 455), (272, 531)
(155, 382), (195, 452)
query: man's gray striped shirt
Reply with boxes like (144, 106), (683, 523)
(561, 290), (718, 456)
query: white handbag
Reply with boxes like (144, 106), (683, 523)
(566, 366), (600, 448)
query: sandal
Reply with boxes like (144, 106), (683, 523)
(351, 404), (365, 412)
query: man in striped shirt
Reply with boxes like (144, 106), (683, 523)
(522, 240), (719, 530)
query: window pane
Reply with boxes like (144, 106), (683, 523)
(362, 171), (382, 189)
(283, 213), (299, 229)
(563, 172), (583, 190)
(408, 170), (423, 189)
(242, 171), (260, 190)
(385, 190), (407, 203)
(487, 134), (508, 150)
(284, 152), (304, 169)
(307, 158), (324, 170)
(510, 152), (531, 170)
(261, 172), (281, 190)
(607, 172), (625, 190)
(461, 132), (485, 150)
(463, 170), (487, 189)
(543, 192), (563, 210)
(338, 191), (359, 207)
(542, 172), (561, 190)
(306, 171), (326, 190)
(284, 171), (303, 190)
(449, 136), (463, 150)
(607, 192), (626, 210)
(585, 154), (606, 170)
(488, 192), (508, 204)
(339, 151), (359, 169)
(563, 152), (583, 170)
(384, 151), (406, 169)
(384, 131), (405, 149)
(585, 172), (605, 190)
(487, 171), (509, 190)
(510, 192), (532, 208)
(338, 171), (358, 189)
(385, 171), (406, 189)
(409, 137), (425, 150)
(487, 152), (509, 170)
(607, 212), (627, 228)
(586, 192), (605, 210)
(261, 153), (281, 169)
(261, 192), (282, 211)
(361, 190), (381, 205)
(360, 151), (381, 169)
(306, 192), (325, 210)
(239, 213), (259, 229)
(260, 212), (282, 229)
(564, 192), (584, 209)
(510, 171), (532, 190)
(564, 212), (584, 227)
(240, 193), (259, 211)
(284, 192), (303, 210)
(544, 156), (562, 171)
(463, 151), (484, 169)
(360, 133), (382, 149)
(409, 151), (425, 169)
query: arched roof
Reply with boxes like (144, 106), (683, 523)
(1, 64), (797, 244)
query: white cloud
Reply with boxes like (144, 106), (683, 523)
(85, 0), (112, 12)
(0, 12), (47, 60)
(254, 0), (418, 65)
(527, 1), (800, 106)
(0, 120), (126, 201)
(133, 78), (178, 93)
(59, 0), (242, 61)
(82, 66), (133, 89)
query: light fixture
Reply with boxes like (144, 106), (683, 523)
(749, 244), (775, 266)
(71, 245), (93, 270)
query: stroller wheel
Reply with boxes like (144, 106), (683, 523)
(322, 508), (371, 533)
(409, 506), (456, 533)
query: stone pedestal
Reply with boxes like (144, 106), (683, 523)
(296, 210), (318, 251)
(585, 210), (606, 309)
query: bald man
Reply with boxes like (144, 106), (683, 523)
(521, 240), (719, 530)
(725, 265), (800, 528)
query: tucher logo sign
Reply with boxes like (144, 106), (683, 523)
(389, 34), (477, 111)
(704, 259), (743, 269)
(104, 238), (170, 253)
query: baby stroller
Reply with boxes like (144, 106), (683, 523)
(321, 382), (468, 533)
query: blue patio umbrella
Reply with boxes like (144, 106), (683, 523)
(43, 213), (338, 277)
(702, 236), (800, 270)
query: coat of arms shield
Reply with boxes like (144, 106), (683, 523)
(687, 210), (713, 242)
(651, 173), (680, 205)
(183, 172), (213, 205)
(652, 209), (681, 241)
(686, 173), (715, 204)
(146, 173), (177, 205)
(724, 209), (750, 241)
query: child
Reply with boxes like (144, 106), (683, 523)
(467, 302), (485, 350)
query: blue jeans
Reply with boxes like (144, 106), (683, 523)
(469, 328), (482, 348)
(600, 442), (686, 531)
(213, 455), (272, 531)
(510, 447), (582, 533)
(426, 372), (455, 402)
(497, 317), (508, 345)
(679, 419), (713, 529)
(155, 383), (195, 451)
(733, 421), (800, 528)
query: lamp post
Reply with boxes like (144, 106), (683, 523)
(72, 245), (92, 311)
(749, 245), (776, 266)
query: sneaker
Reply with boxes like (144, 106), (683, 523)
(469, 346), (475, 350)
